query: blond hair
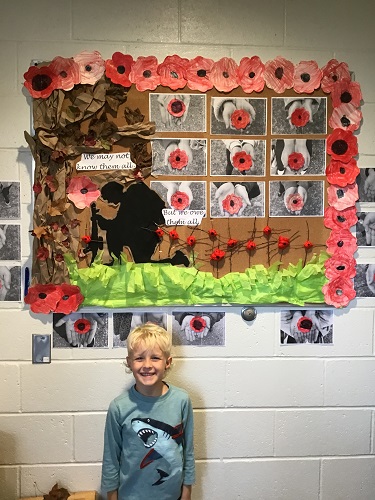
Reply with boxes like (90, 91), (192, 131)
(127, 323), (172, 358)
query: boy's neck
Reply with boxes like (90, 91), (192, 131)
(135, 380), (169, 398)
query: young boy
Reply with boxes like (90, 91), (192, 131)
(101, 323), (195, 500)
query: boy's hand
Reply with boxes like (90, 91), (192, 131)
(180, 484), (192, 499)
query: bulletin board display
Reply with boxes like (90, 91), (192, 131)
(22, 54), (361, 312)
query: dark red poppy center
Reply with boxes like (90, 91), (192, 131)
(275, 67), (284, 79)
(38, 292), (47, 299)
(239, 158), (245, 163)
(300, 319), (312, 330)
(337, 265), (346, 270)
(230, 200), (234, 207)
(337, 240), (344, 247)
(337, 189), (344, 198)
(85, 65), (92, 72)
(62, 294), (70, 300)
(332, 139), (348, 156)
(223, 71), (229, 78)
(171, 100), (183, 114)
(143, 70), (151, 78)
(339, 167), (346, 174)
(249, 71), (255, 78)
(175, 156), (180, 162)
(197, 69), (206, 77)
(337, 215), (346, 223)
(170, 71), (178, 78)
(80, 188), (88, 194)
(192, 319), (203, 330)
(336, 289), (343, 296)
(300, 72), (311, 82)
(293, 199), (298, 204)
(117, 65), (125, 74)
(32, 74), (52, 91)
(341, 91), (352, 103)
(60, 71), (68, 78)
(332, 74), (338, 82)
(76, 322), (86, 331)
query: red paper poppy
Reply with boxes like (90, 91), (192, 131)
(322, 277), (356, 308)
(23, 65), (57, 99)
(264, 56), (294, 93)
(293, 60), (322, 94)
(326, 229), (357, 256)
(24, 284), (64, 314)
(329, 103), (362, 132)
(74, 318), (91, 335)
(54, 253), (64, 263)
(290, 107), (310, 128)
(331, 79), (362, 108)
(61, 225), (69, 235)
(82, 235), (91, 244)
(327, 183), (358, 211)
(324, 206), (357, 230)
(186, 56), (214, 92)
(105, 52), (134, 86)
(222, 194), (243, 215)
(286, 193), (304, 212)
(55, 284), (84, 314)
(227, 238), (238, 248)
(210, 57), (239, 92)
(157, 55), (188, 90)
(326, 158), (359, 187)
(278, 236), (290, 249)
(49, 56), (81, 91)
(237, 56), (265, 93)
(186, 235), (196, 247)
(171, 191), (190, 211)
(210, 248), (225, 261)
(155, 228), (164, 238)
(324, 254), (356, 280)
(129, 55), (160, 91)
(297, 316), (313, 333)
(45, 175), (57, 192)
(263, 225), (272, 236)
(208, 228), (218, 238)
(73, 50), (105, 85)
(326, 129), (358, 163)
(231, 109), (251, 130)
(167, 99), (186, 118)
(288, 152), (305, 171)
(168, 149), (188, 170)
(33, 182), (42, 194)
(169, 229), (179, 240)
(190, 316), (206, 333)
(321, 59), (351, 94)
(36, 246), (49, 261)
(304, 240), (313, 249)
(246, 240), (257, 251)
(232, 151), (253, 172)
(67, 176), (101, 209)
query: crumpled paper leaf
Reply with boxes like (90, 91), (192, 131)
(43, 482), (70, 500)
(106, 84), (128, 112)
(33, 90), (65, 130)
(124, 106), (145, 124)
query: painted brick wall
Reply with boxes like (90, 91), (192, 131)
(0, 1), (375, 499)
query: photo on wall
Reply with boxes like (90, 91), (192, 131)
(269, 180), (324, 217)
(270, 139), (326, 176)
(0, 181), (20, 219)
(356, 211), (375, 246)
(150, 180), (206, 212)
(356, 168), (375, 203)
(354, 263), (375, 297)
(52, 312), (109, 348)
(210, 97), (266, 136)
(280, 309), (334, 344)
(113, 312), (168, 347)
(210, 181), (265, 218)
(210, 139), (266, 176)
(152, 138), (207, 176)
(150, 93), (206, 132)
(0, 224), (21, 261)
(172, 311), (225, 346)
(271, 97), (327, 135)
(0, 265), (21, 301)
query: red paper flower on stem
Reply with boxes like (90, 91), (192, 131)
(324, 206), (357, 230)
(36, 246), (49, 261)
(81, 235), (91, 244)
(326, 129), (358, 163)
(290, 107), (310, 128)
(288, 152), (305, 171)
(329, 103), (362, 132)
(186, 235), (196, 247)
(286, 193), (304, 212)
(324, 254), (356, 280)
(264, 56), (294, 93)
(263, 225), (272, 236)
(105, 52), (134, 86)
(293, 60), (322, 94)
(168, 149), (188, 170)
(167, 98), (186, 118)
(237, 56), (265, 93)
(55, 284), (84, 314)
(157, 55), (188, 90)
(326, 158), (359, 187)
(210, 57), (239, 92)
(327, 183), (358, 211)
(129, 56), (160, 91)
(73, 50), (105, 85)
(331, 79), (362, 108)
(210, 248), (225, 261)
(304, 240), (313, 249)
(186, 56), (214, 91)
(321, 59), (351, 93)
(67, 176), (101, 209)
(227, 238), (238, 248)
(232, 151), (253, 172)
(169, 229), (179, 240)
(326, 229), (357, 256)
(171, 191), (190, 211)
(49, 56), (81, 91)
(23, 65), (57, 99)
(24, 284), (63, 314)
(278, 236), (290, 249)
(297, 316), (313, 333)
(208, 228), (218, 239)
(190, 316), (206, 333)
(222, 194), (243, 215)
(155, 228), (164, 238)
(246, 240), (257, 251)
(74, 318), (91, 335)
(231, 109), (251, 130)
(322, 277), (356, 308)
(33, 182), (42, 194)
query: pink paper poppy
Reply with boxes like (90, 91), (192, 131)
(290, 108), (310, 128)
(23, 65), (57, 99)
(67, 176), (101, 209)
(74, 318), (91, 334)
(246, 240), (257, 251)
(227, 238), (238, 248)
(297, 316), (313, 333)
(329, 103), (362, 132)
(55, 284), (84, 314)
(322, 276), (356, 308)
(324, 254), (356, 280)
(237, 56), (265, 93)
(36, 246), (49, 261)
(186, 235), (196, 247)
(288, 152), (305, 171)
(232, 151), (253, 172)
(49, 56), (81, 91)
(73, 50), (105, 85)
(24, 284), (64, 314)
(286, 193), (304, 212)
(171, 191), (190, 210)
(326, 158), (360, 187)
(168, 149), (188, 170)
(320, 59), (351, 93)
(231, 109), (251, 130)
(129, 56), (160, 91)
(210, 248), (225, 261)
(327, 183), (358, 211)
(169, 229), (179, 240)
(326, 129), (358, 163)
(157, 55), (188, 90)
(210, 57), (239, 92)
(326, 229), (357, 256)
(222, 194), (243, 215)
(293, 60), (322, 94)
(105, 52), (134, 87)
(331, 79), (362, 108)
(278, 236), (290, 249)
(185, 56), (214, 92)
(190, 316), (206, 333)
(264, 56), (294, 93)
(167, 98), (186, 117)
(324, 206), (357, 230)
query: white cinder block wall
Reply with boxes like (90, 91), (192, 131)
(1, 1), (375, 499)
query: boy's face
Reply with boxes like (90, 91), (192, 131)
(127, 342), (172, 397)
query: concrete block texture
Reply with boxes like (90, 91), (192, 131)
(0, 364), (20, 413)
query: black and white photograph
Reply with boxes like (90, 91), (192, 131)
(0, 182), (20, 219)
(211, 97), (266, 136)
(271, 97), (327, 135)
(152, 138), (207, 176)
(52, 312), (108, 348)
(0, 265), (21, 301)
(210, 139), (266, 176)
(356, 211), (375, 246)
(32, 334), (51, 364)
(354, 263), (375, 297)
(172, 311), (225, 346)
(210, 181), (265, 218)
(270, 139), (326, 176)
(356, 168), (375, 203)
(269, 180), (324, 217)
(113, 312), (168, 347)
(0, 224), (21, 261)
(280, 309), (334, 344)
(150, 181), (206, 212)
(150, 93), (206, 132)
